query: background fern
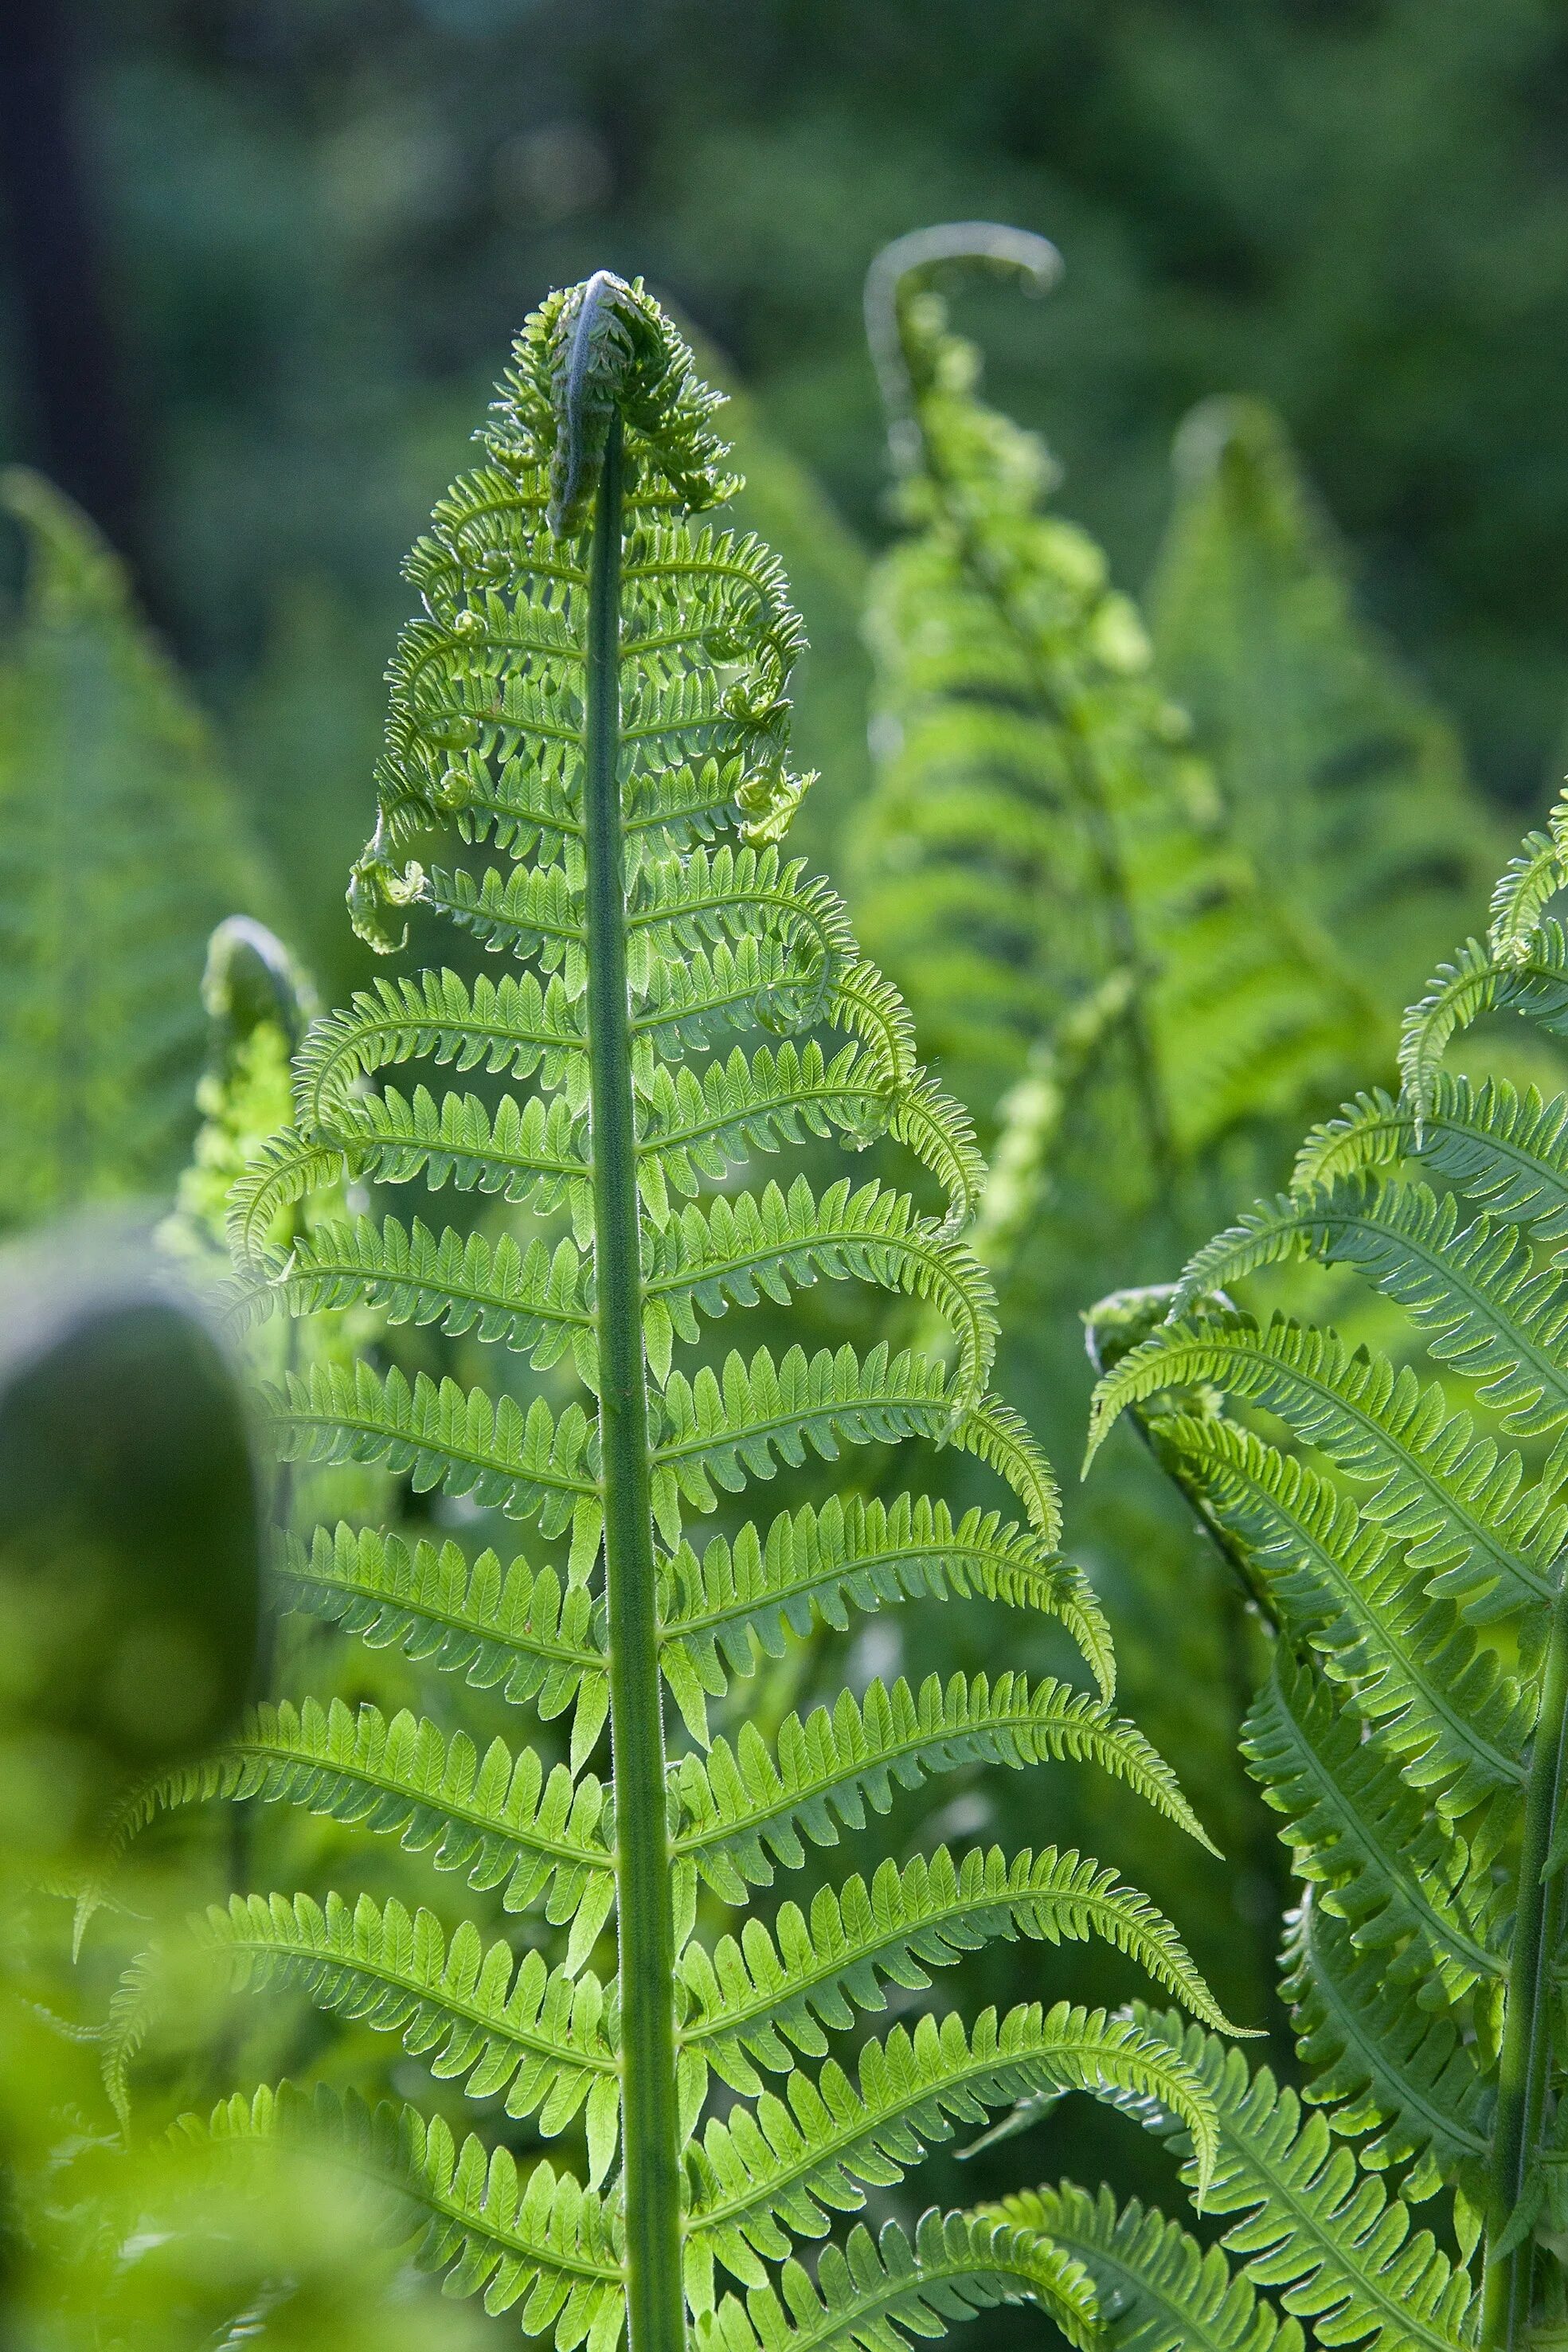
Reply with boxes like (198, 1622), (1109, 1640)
(843, 227), (1382, 2047)
(1149, 394), (1505, 1013)
(104, 272), (1236, 2352)
(1076, 787), (1568, 2349)
(0, 470), (276, 1230)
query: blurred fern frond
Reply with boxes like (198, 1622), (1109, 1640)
(0, 472), (275, 1227)
(1151, 397), (1505, 1009)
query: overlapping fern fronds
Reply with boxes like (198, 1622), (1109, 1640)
(1150, 396), (1504, 1009)
(1080, 789), (1568, 2350)
(110, 273), (1231, 2352)
(0, 472), (273, 1227)
(850, 229), (1369, 1158)
(843, 226), (1377, 2048)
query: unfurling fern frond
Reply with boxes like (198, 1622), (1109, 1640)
(120, 273), (1226, 2352)
(850, 235), (1367, 1160)
(0, 471), (274, 1227)
(1083, 795), (1568, 2346)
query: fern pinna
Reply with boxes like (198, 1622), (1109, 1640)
(124, 275), (1230, 2352)
(1077, 792), (1568, 2350)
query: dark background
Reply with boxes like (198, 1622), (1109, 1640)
(5, 0), (1568, 824)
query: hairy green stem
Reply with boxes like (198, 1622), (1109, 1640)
(584, 414), (686, 2352)
(1481, 1578), (1568, 2348)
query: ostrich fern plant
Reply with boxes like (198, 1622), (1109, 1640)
(1077, 791), (1568, 2350)
(113, 275), (1234, 2352)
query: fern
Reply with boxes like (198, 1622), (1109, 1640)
(1149, 395), (1503, 1006)
(1082, 791), (1568, 2345)
(843, 227), (1382, 2051)
(850, 231), (1368, 1157)
(994, 2180), (1303, 2352)
(117, 274), (1230, 2352)
(0, 470), (274, 1227)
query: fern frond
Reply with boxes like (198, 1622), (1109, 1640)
(852, 293), (1367, 1153)
(185, 2083), (626, 2349)
(1126, 2010), (1476, 2352)
(1281, 1892), (1489, 2196)
(671, 1676), (1213, 1901)
(686, 2005), (1218, 2294)
(1148, 1415), (1531, 1814)
(1089, 1309), (1560, 1618)
(678, 1844), (1238, 2097)
(694, 2207), (1100, 2352)
(202, 1892), (622, 2182)
(174, 268), (1222, 2352)
(274, 1523), (609, 1771)
(1241, 1657), (1500, 2002)
(995, 2180), (1302, 2352)
(119, 1697), (613, 1967)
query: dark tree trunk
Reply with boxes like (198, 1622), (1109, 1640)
(0, 0), (143, 569)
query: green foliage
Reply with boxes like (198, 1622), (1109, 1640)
(850, 239), (1368, 1152)
(0, 472), (275, 1228)
(844, 228), (1378, 2048)
(1082, 791), (1568, 2346)
(1149, 397), (1504, 1008)
(0, 1230), (478, 2350)
(108, 274), (1230, 2352)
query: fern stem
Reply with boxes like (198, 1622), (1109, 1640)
(584, 413), (685, 2352)
(1481, 1577), (1568, 2348)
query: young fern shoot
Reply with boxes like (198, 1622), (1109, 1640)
(124, 274), (1233, 2352)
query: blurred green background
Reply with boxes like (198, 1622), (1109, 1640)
(5, 0), (1568, 902)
